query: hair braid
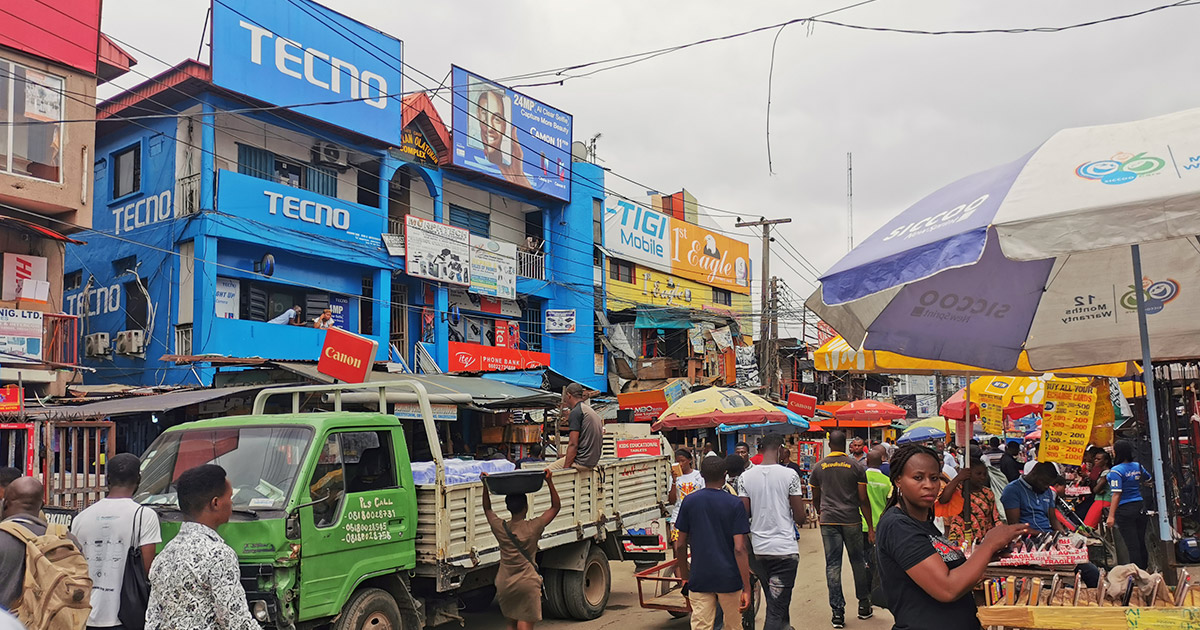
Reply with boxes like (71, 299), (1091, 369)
(885, 444), (940, 518)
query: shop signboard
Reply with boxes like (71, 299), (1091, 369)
(405, 215), (470, 286)
(617, 390), (669, 422)
(787, 391), (818, 418)
(545, 309), (576, 334)
(451, 66), (572, 201)
(329, 295), (350, 329)
(494, 320), (520, 349)
(469, 235), (516, 299)
(615, 438), (662, 458)
(3, 253), (47, 301)
(211, 0), (403, 143)
(397, 123), (438, 166)
(662, 378), (691, 406)
(447, 341), (549, 373)
(0, 309), (42, 364)
(394, 402), (457, 422)
(317, 327), (378, 383)
(607, 265), (753, 327)
(438, 287), (521, 318)
(1039, 380), (1095, 465)
(214, 277), (239, 319)
(216, 170), (384, 247)
(0, 386), (23, 414)
(602, 197), (751, 294)
(978, 391), (1004, 435)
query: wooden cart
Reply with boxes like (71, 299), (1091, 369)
(979, 605), (1200, 629)
(635, 556), (762, 628)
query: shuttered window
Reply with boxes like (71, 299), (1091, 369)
(306, 165), (337, 197)
(237, 143), (273, 181)
(448, 205), (490, 238)
(238, 143), (339, 198)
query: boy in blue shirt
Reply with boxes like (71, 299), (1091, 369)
(1106, 439), (1153, 569)
(675, 455), (752, 630)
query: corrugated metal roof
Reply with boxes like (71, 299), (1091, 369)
(272, 362), (558, 408)
(27, 385), (267, 419)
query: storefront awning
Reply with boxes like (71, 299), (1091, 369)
(272, 362), (559, 408)
(27, 385), (267, 419)
(0, 215), (85, 244)
(634, 307), (692, 329)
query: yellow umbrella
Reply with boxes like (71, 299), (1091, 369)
(813, 336), (1137, 377)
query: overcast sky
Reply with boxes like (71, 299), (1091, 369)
(97, 0), (1200, 338)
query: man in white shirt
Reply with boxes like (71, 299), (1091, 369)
(72, 453), (161, 630)
(267, 305), (302, 325)
(737, 434), (805, 630)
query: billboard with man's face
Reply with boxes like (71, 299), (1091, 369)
(450, 67), (572, 201)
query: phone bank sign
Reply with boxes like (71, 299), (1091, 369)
(212, 0), (403, 143)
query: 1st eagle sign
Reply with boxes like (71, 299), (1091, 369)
(317, 327), (378, 383)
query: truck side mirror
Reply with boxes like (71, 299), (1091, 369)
(285, 495), (329, 540)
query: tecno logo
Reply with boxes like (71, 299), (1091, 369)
(455, 352), (476, 368)
(264, 191), (351, 230)
(238, 20), (389, 110)
(909, 290), (1011, 322)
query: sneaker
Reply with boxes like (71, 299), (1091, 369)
(832, 608), (846, 628)
(858, 601), (874, 620)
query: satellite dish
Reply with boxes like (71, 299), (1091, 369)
(571, 141), (588, 163)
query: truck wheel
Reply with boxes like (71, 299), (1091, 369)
(334, 588), (401, 630)
(459, 585), (495, 613)
(542, 568), (570, 619)
(562, 546), (610, 620)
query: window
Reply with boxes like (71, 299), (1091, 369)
(237, 143), (337, 197)
(712, 287), (732, 306)
(610, 258), (635, 284)
(0, 58), (64, 182)
(64, 270), (82, 291)
(124, 278), (149, 330)
(448, 205), (490, 238)
(112, 144), (141, 198)
(360, 276), (374, 336)
(519, 298), (542, 352)
(307, 431), (397, 528)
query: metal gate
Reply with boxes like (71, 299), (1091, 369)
(44, 419), (115, 510)
(0, 422), (35, 475)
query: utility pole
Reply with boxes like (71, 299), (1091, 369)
(736, 216), (792, 396)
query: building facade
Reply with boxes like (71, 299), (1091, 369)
(0, 0), (133, 396)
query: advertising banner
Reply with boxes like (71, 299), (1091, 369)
(405, 215), (470, 286)
(494, 320), (520, 348)
(3, 253), (47, 301)
(1040, 380), (1096, 465)
(329, 295), (350, 329)
(0, 309), (42, 364)
(447, 341), (550, 373)
(469, 235), (516, 299)
(978, 391), (1005, 435)
(602, 197), (751, 294)
(451, 66), (572, 201)
(735, 345), (760, 388)
(545, 309), (576, 334)
(216, 170), (384, 247)
(317, 327), (378, 383)
(394, 402), (457, 422)
(397, 123), (438, 166)
(214, 277), (240, 319)
(212, 0), (403, 142)
(437, 287), (521, 318)
(615, 438), (663, 458)
(618, 390), (669, 422)
(787, 391), (818, 418)
(0, 387), (23, 414)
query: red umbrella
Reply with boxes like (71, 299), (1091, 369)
(940, 391), (1043, 421)
(833, 399), (907, 422)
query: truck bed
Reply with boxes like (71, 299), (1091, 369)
(414, 455), (670, 591)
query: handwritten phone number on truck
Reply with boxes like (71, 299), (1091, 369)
(346, 508), (396, 521)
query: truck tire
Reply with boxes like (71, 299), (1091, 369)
(458, 585), (495, 613)
(334, 588), (402, 630)
(561, 546), (610, 620)
(542, 568), (570, 619)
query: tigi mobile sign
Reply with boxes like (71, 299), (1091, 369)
(451, 66), (572, 201)
(211, 0), (403, 142)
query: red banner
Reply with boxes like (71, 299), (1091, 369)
(0, 386), (23, 414)
(448, 341), (550, 373)
(615, 438), (662, 458)
(617, 390), (670, 422)
(494, 320), (520, 349)
(787, 391), (817, 418)
(317, 328), (378, 383)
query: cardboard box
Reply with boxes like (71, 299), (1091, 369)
(481, 426), (506, 443)
(506, 424), (543, 444)
(638, 357), (678, 380)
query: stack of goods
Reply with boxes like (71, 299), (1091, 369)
(411, 459), (516, 486)
(966, 532), (1089, 567)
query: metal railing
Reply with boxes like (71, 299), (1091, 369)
(518, 249), (545, 280)
(178, 173), (202, 216)
(43, 313), (79, 366)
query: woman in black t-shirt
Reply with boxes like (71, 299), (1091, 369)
(876, 445), (1029, 630)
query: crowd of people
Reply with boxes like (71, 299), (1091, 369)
(0, 459), (263, 630)
(664, 432), (1152, 630)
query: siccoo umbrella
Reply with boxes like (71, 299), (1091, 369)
(651, 387), (785, 432)
(717, 405), (810, 434)
(807, 107), (1200, 545)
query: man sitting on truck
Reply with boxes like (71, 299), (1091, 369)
(547, 383), (602, 473)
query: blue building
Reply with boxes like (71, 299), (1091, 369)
(68, 53), (604, 389)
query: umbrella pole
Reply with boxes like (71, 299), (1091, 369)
(1131, 244), (1172, 544)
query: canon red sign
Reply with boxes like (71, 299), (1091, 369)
(787, 391), (818, 418)
(448, 341), (549, 373)
(316, 328), (378, 383)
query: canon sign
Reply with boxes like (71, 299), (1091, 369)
(212, 0), (403, 143)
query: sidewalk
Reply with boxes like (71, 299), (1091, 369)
(461, 526), (896, 629)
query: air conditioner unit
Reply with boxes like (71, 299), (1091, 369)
(312, 141), (348, 169)
(115, 330), (146, 356)
(84, 332), (111, 358)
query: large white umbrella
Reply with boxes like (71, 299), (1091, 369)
(807, 107), (1200, 545)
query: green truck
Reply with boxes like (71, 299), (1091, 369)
(134, 382), (672, 629)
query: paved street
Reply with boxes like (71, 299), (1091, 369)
(459, 527), (894, 629)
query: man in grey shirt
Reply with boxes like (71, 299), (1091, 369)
(547, 383), (602, 472)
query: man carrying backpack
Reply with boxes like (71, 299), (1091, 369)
(0, 477), (92, 630)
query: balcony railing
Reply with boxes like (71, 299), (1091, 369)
(518, 250), (545, 280)
(178, 173), (202, 216)
(43, 313), (79, 367)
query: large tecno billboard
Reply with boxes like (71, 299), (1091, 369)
(450, 66), (572, 201)
(211, 0), (403, 142)
(603, 197), (751, 294)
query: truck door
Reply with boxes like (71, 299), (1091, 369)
(297, 428), (415, 617)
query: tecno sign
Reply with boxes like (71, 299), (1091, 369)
(212, 0), (403, 143)
(264, 191), (351, 231)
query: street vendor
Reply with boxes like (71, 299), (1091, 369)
(1107, 439), (1152, 570)
(1001, 462), (1100, 587)
(938, 458), (1000, 544)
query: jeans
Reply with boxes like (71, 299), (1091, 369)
(1115, 500), (1149, 570)
(750, 554), (798, 630)
(820, 524), (871, 612)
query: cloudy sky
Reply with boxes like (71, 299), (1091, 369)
(98, 0), (1200, 338)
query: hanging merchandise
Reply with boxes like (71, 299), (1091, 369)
(1089, 380), (1116, 448)
(711, 326), (734, 352)
(735, 345), (760, 388)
